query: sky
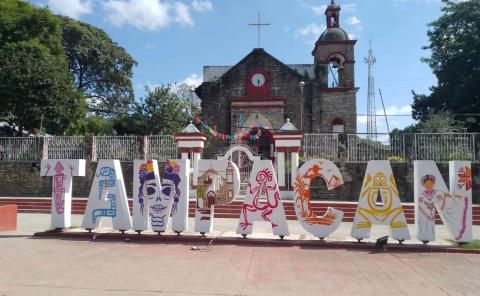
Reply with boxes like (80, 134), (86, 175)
(29, 0), (449, 133)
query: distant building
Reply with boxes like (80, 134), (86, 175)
(195, 1), (358, 158)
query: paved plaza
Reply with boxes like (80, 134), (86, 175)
(0, 214), (479, 295)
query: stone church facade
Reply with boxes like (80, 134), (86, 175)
(195, 1), (357, 157)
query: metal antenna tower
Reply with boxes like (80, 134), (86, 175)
(365, 40), (377, 138)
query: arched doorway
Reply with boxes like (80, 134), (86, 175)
(218, 144), (261, 195)
(245, 128), (274, 161)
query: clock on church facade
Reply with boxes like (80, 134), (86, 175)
(195, 0), (358, 159)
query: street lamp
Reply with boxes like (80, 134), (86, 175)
(299, 81), (305, 131)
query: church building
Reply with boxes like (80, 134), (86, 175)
(195, 1), (358, 158)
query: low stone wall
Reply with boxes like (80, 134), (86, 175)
(0, 161), (478, 204)
(0, 162), (134, 198)
(310, 162), (480, 204)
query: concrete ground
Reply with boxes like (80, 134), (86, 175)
(0, 214), (479, 295)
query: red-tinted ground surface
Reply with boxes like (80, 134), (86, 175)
(0, 237), (479, 296)
(0, 214), (479, 295)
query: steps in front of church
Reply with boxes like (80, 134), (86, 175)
(1, 197), (480, 225)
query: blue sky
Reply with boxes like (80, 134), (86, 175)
(30, 0), (448, 133)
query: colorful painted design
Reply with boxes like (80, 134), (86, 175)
(92, 194), (116, 223)
(151, 160), (181, 228)
(293, 159), (344, 238)
(53, 162), (65, 214)
(457, 166), (472, 191)
(41, 159), (86, 229)
(236, 160), (289, 237)
(351, 161), (410, 241)
(137, 160), (155, 215)
(98, 167), (116, 200)
(194, 160), (240, 233)
(414, 161), (473, 242)
(93, 167), (117, 222)
(81, 160), (132, 231)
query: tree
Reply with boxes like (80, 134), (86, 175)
(60, 17), (137, 116)
(392, 111), (460, 133)
(173, 83), (201, 119)
(113, 85), (191, 135)
(412, 0), (480, 131)
(0, 0), (86, 136)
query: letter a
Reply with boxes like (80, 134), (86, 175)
(351, 161), (410, 241)
(81, 160), (132, 231)
(236, 160), (289, 238)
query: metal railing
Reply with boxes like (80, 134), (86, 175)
(303, 133), (339, 161)
(0, 137), (38, 162)
(45, 136), (85, 159)
(0, 133), (477, 163)
(146, 135), (177, 160)
(93, 136), (139, 161)
(348, 133), (406, 163)
(414, 133), (475, 163)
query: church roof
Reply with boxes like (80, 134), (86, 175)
(279, 119), (298, 132)
(318, 27), (350, 42)
(201, 48), (305, 84)
(181, 122), (200, 133)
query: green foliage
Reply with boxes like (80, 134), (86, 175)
(393, 111), (459, 133)
(113, 85), (191, 135)
(172, 83), (201, 119)
(0, 0), (86, 136)
(66, 115), (114, 136)
(60, 17), (137, 115)
(459, 240), (480, 249)
(412, 0), (480, 131)
(387, 156), (404, 162)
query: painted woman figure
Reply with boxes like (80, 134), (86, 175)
(417, 175), (451, 241)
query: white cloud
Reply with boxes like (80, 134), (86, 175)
(311, 5), (327, 15)
(294, 23), (325, 39)
(102, 0), (211, 30)
(191, 0), (212, 12)
(342, 3), (357, 12)
(378, 105), (412, 116)
(181, 73), (203, 87)
(47, 0), (92, 19)
(174, 2), (194, 26)
(102, 0), (172, 30)
(347, 16), (361, 26)
(311, 3), (355, 15)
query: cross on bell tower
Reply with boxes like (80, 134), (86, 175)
(248, 13), (270, 48)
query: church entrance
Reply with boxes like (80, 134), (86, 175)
(245, 128), (274, 161)
(218, 144), (261, 195)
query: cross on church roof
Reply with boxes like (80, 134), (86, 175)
(248, 13), (270, 48)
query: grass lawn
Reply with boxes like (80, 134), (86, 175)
(460, 240), (480, 249)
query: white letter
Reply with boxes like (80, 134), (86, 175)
(236, 160), (289, 238)
(195, 160), (240, 234)
(294, 159), (344, 238)
(414, 161), (472, 243)
(132, 159), (190, 233)
(351, 161), (410, 241)
(41, 159), (86, 229)
(81, 160), (131, 231)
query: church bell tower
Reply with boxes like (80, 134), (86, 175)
(310, 0), (358, 133)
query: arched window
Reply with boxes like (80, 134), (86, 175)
(331, 118), (345, 133)
(327, 53), (346, 88)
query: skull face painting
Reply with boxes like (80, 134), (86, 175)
(138, 160), (156, 215)
(149, 160), (181, 229)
